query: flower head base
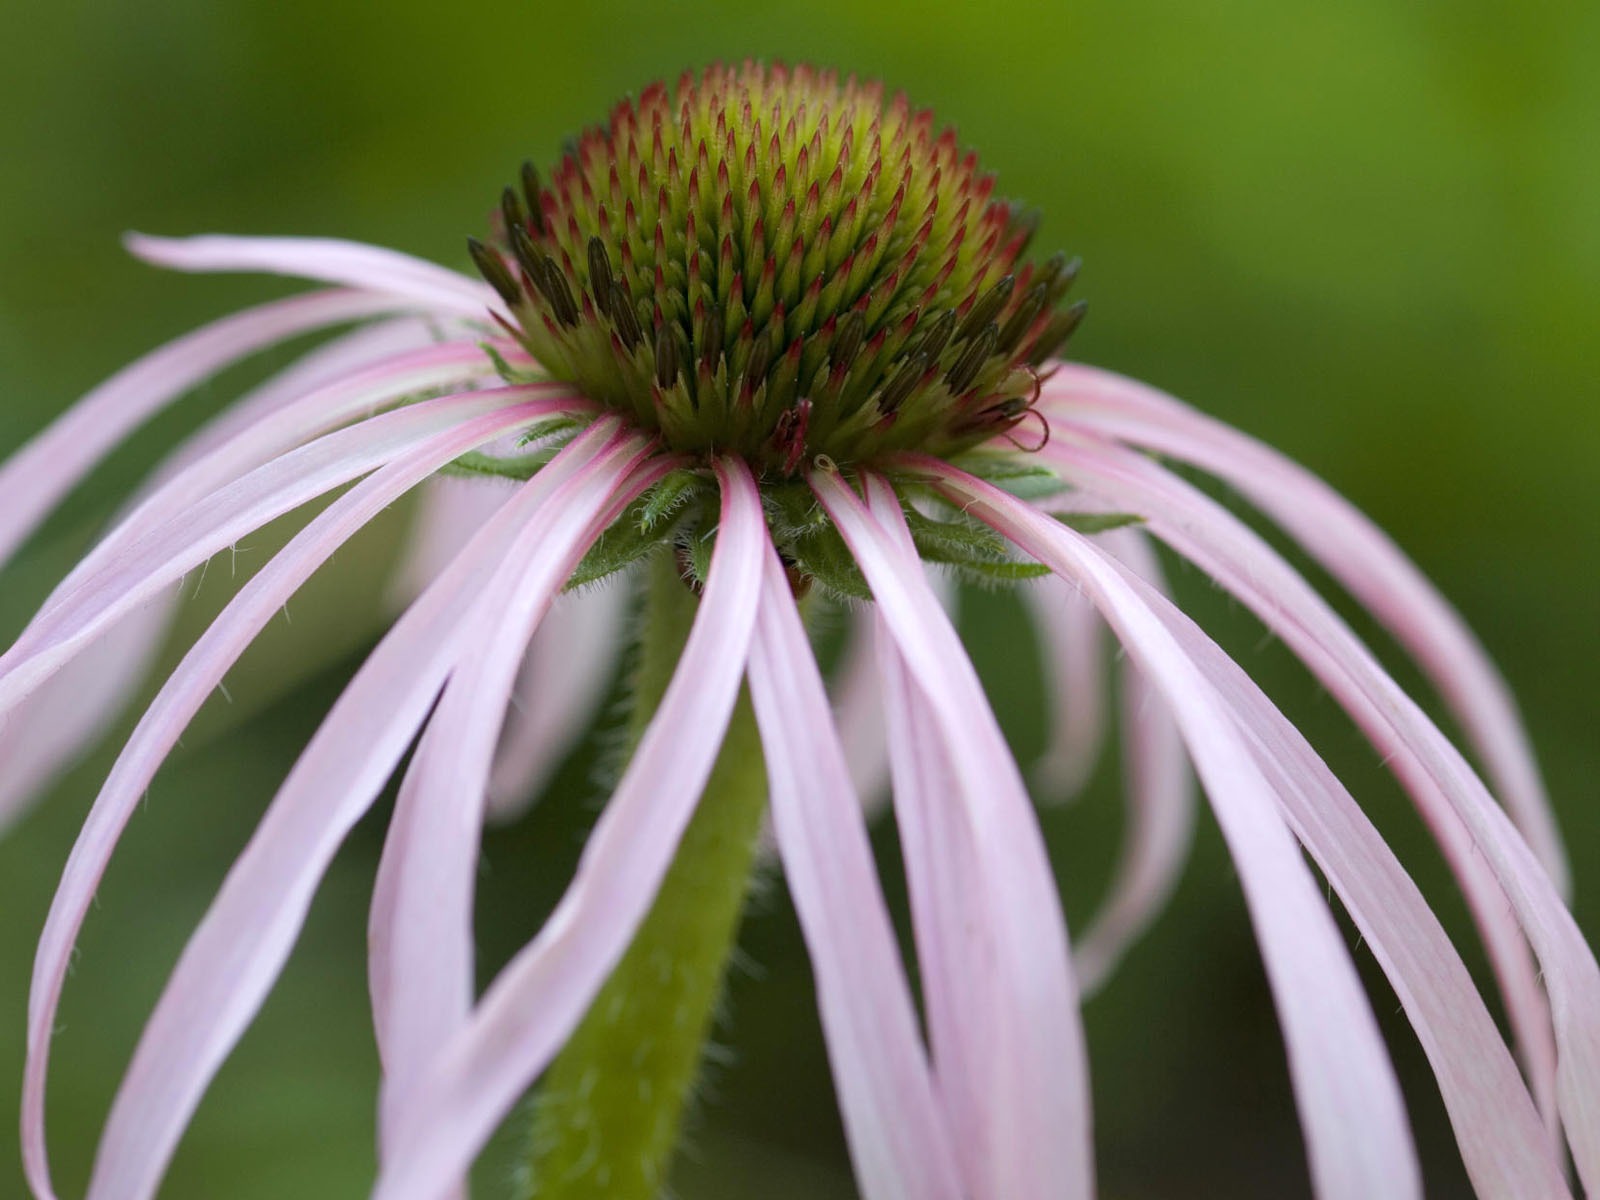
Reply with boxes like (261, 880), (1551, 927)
(470, 62), (1084, 473)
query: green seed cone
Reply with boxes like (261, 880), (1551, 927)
(475, 61), (1084, 473)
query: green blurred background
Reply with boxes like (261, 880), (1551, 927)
(1, 1), (1596, 1196)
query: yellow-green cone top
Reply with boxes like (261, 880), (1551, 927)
(471, 61), (1084, 474)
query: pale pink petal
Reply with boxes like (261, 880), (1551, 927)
(829, 565), (957, 813)
(0, 385), (582, 717)
(814, 470), (1093, 1200)
(829, 606), (895, 804)
(876, 638), (1003, 1193)
(1025, 574), (1108, 800)
(386, 476), (516, 610)
(1031, 432), (1571, 1147)
(72, 423), (639, 1200)
(747, 548), (964, 1200)
(0, 600), (171, 833)
(0, 320), (471, 827)
(0, 289), (400, 573)
(1044, 364), (1568, 895)
(916, 459), (1423, 1200)
(368, 446), (667, 1162)
(126, 233), (501, 320)
(1069, 530), (1195, 996)
(387, 478), (630, 820)
(20, 402), (593, 1200)
(180, 315), (465, 462)
(1144, 569), (1571, 1197)
(488, 580), (629, 819)
(371, 457), (765, 1200)
(38, 339), (515, 617)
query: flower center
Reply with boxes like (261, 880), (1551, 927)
(471, 61), (1084, 474)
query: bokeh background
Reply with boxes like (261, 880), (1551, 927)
(1, 1), (1596, 1196)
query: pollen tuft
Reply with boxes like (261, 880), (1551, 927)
(475, 61), (1084, 473)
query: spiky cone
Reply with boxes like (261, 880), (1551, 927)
(471, 62), (1085, 474)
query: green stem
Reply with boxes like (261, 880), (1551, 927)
(521, 551), (768, 1199)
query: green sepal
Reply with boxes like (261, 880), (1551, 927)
(1053, 511), (1146, 534)
(479, 340), (544, 385)
(784, 523), (873, 600)
(945, 452), (1070, 500)
(440, 448), (557, 481)
(682, 521), (717, 587)
(640, 469), (708, 531)
(905, 504), (1052, 587)
(439, 416), (586, 482)
(568, 498), (672, 589)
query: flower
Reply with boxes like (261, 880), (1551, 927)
(3, 60), (1595, 1200)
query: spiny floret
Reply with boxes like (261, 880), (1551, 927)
(471, 61), (1084, 474)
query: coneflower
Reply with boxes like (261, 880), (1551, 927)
(4, 61), (1594, 1200)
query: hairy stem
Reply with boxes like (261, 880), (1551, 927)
(521, 550), (768, 1199)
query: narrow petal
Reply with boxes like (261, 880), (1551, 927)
(178, 315), (462, 463)
(384, 477), (629, 820)
(0, 600), (171, 832)
(368, 455), (670, 1152)
(39, 339), (513, 616)
(748, 545), (966, 1200)
(1148, 571), (1571, 1198)
(1069, 531), (1195, 996)
(1044, 364), (1569, 895)
(1031, 432), (1574, 1149)
(0, 320), (465, 828)
(371, 457), (765, 1200)
(386, 476), (515, 611)
(828, 564), (956, 813)
(126, 233), (501, 319)
(0, 385), (583, 717)
(814, 470), (1094, 1200)
(19, 402), (591, 1200)
(487, 581), (629, 819)
(0, 289), (399, 573)
(829, 605), (895, 804)
(1025, 573), (1108, 799)
(75, 424), (643, 1200)
(914, 460), (1424, 1200)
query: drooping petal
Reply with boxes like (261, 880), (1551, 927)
(1144, 570), (1572, 1198)
(0, 385), (583, 717)
(126, 233), (501, 320)
(745, 545), (965, 1200)
(1025, 573), (1109, 800)
(0, 289), (400, 573)
(368, 450), (671, 1154)
(73, 423), (642, 1200)
(0, 601), (171, 833)
(19, 402), (596, 1200)
(1044, 364), (1569, 895)
(1069, 530), (1195, 996)
(370, 457), (765, 1200)
(1031, 431), (1574, 1148)
(814, 469), (1094, 1200)
(178, 315), (466, 463)
(387, 477), (631, 820)
(386, 475), (516, 610)
(829, 566), (957, 813)
(488, 581), (630, 818)
(829, 605), (895, 803)
(915, 459), (1423, 1200)
(38, 339), (515, 615)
